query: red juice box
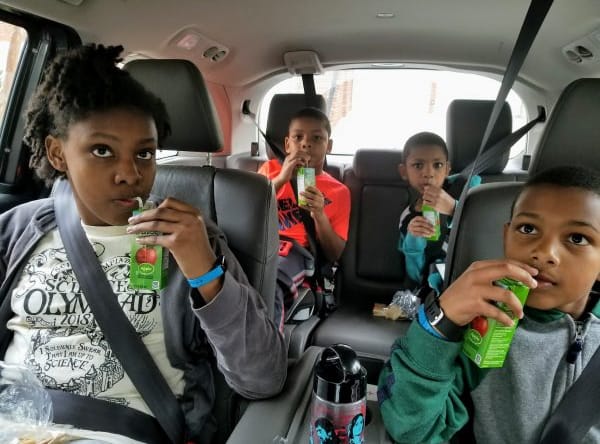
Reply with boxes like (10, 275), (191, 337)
(462, 277), (530, 368)
(129, 198), (168, 290)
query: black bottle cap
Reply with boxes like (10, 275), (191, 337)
(313, 344), (367, 403)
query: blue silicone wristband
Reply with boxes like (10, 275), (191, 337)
(417, 304), (446, 340)
(187, 265), (224, 288)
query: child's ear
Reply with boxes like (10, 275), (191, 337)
(398, 163), (407, 180)
(284, 136), (292, 155)
(45, 135), (67, 172)
(446, 161), (452, 175)
(326, 139), (333, 154)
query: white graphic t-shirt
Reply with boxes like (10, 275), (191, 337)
(4, 224), (185, 417)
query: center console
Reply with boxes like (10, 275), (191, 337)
(227, 347), (394, 443)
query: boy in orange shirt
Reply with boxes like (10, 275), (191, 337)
(258, 107), (350, 327)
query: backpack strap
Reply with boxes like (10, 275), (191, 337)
(53, 180), (185, 444)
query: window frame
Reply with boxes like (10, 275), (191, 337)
(0, 7), (80, 191)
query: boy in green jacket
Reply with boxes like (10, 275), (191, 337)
(378, 165), (600, 443)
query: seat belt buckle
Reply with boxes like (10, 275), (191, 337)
(278, 240), (293, 257)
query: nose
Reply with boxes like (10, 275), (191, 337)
(531, 235), (560, 267)
(300, 135), (311, 150)
(114, 157), (142, 185)
(422, 164), (434, 178)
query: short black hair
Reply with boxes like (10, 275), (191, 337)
(511, 165), (600, 216)
(24, 44), (171, 186)
(402, 131), (448, 162)
(289, 107), (331, 138)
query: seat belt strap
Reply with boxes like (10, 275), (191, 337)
(458, 106), (546, 177)
(288, 177), (327, 315)
(241, 101), (286, 162)
(301, 73), (318, 107)
(53, 179), (185, 444)
(446, 0), (553, 291)
(298, 72), (327, 258)
(457, 0), (553, 192)
(301, 73), (329, 173)
(48, 389), (170, 444)
(539, 330), (600, 444)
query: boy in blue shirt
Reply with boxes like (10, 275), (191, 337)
(397, 132), (480, 293)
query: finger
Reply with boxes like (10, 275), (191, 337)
(484, 286), (525, 320)
(134, 232), (165, 245)
(478, 303), (515, 327)
(129, 207), (196, 225)
(130, 199), (200, 224)
(128, 212), (203, 236)
(466, 261), (538, 292)
(157, 197), (200, 214)
(303, 185), (321, 195)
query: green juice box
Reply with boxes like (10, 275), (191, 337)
(421, 204), (440, 241)
(296, 166), (316, 206)
(129, 199), (168, 290)
(462, 277), (529, 368)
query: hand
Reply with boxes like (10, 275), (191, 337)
(439, 259), (538, 327)
(407, 216), (435, 238)
(423, 185), (456, 216)
(278, 152), (310, 183)
(127, 197), (216, 280)
(299, 185), (325, 218)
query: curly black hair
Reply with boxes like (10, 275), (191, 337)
(24, 44), (171, 186)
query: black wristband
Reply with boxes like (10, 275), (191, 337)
(423, 292), (466, 342)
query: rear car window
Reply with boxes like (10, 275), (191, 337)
(259, 68), (527, 159)
(0, 22), (26, 124)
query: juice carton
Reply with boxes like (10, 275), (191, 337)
(296, 166), (316, 207)
(129, 198), (168, 290)
(421, 204), (440, 241)
(462, 277), (529, 368)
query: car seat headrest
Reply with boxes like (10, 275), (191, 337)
(446, 100), (512, 174)
(530, 78), (600, 174)
(353, 149), (404, 181)
(265, 93), (327, 159)
(124, 59), (223, 152)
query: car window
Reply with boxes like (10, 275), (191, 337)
(259, 68), (527, 159)
(0, 22), (26, 124)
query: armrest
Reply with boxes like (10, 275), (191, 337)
(226, 346), (322, 443)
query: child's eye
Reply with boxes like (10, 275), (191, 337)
(91, 145), (113, 158)
(568, 233), (590, 246)
(433, 162), (445, 169)
(411, 162), (423, 170)
(137, 149), (155, 160)
(517, 223), (537, 235)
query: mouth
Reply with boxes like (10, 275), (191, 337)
(535, 273), (557, 289)
(114, 197), (144, 209)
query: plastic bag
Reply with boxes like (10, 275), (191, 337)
(0, 361), (54, 442)
(372, 289), (420, 321)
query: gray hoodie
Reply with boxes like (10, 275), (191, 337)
(0, 197), (287, 442)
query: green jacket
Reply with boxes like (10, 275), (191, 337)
(378, 298), (600, 443)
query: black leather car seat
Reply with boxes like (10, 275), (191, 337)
(446, 99), (523, 183)
(446, 77), (600, 286)
(311, 148), (413, 371)
(124, 59), (279, 318)
(124, 58), (280, 444)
